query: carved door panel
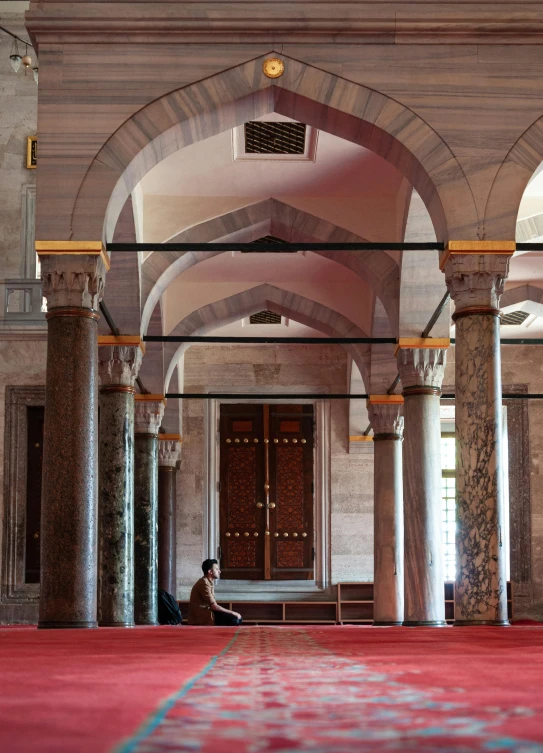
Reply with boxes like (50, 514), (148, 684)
(269, 405), (314, 580)
(219, 403), (314, 581)
(219, 405), (265, 579)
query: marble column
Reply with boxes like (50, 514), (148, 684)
(37, 249), (107, 629)
(134, 398), (164, 625)
(97, 343), (142, 627)
(443, 247), (512, 626)
(368, 399), (404, 626)
(158, 437), (181, 595)
(397, 346), (447, 626)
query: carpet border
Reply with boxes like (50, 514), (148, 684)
(111, 630), (240, 753)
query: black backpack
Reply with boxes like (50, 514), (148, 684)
(157, 589), (183, 625)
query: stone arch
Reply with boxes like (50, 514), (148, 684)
(70, 53), (478, 244)
(485, 115), (543, 239)
(141, 199), (398, 336)
(162, 284), (371, 393)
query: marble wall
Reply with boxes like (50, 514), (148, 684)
(176, 343), (373, 598)
(0, 12), (37, 280)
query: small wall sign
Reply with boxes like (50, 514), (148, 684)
(26, 136), (37, 169)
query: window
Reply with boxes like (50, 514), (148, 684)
(441, 433), (456, 582)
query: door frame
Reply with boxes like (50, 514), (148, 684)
(204, 389), (331, 590)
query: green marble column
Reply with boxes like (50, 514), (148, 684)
(98, 343), (142, 627)
(134, 398), (164, 625)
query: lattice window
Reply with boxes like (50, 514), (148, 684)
(501, 310), (530, 326)
(249, 311), (282, 325)
(441, 434), (456, 582)
(245, 121), (306, 154)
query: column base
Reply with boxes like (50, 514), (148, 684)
(38, 620), (98, 630)
(98, 621), (135, 628)
(454, 619), (510, 627)
(403, 620), (448, 627)
(134, 621), (159, 627)
(373, 621), (403, 626)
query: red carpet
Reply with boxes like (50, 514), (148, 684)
(3, 626), (543, 752)
(0, 626), (235, 753)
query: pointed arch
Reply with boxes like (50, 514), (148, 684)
(68, 54), (478, 245)
(163, 284), (371, 393)
(141, 199), (397, 336)
(485, 114), (543, 239)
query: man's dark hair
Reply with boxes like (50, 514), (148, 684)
(202, 558), (218, 575)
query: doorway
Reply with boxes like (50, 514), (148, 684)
(219, 404), (314, 580)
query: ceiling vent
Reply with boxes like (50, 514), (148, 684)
(249, 310), (282, 325)
(500, 310), (530, 326)
(245, 121), (306, 155)
(241, 235), (296, 253)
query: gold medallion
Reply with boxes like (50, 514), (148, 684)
(263, 58), (285, 79)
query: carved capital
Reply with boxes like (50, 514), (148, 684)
(368, 404), (404, 438)
(135, 400), (164, 435)
(41, 254), (107, 311)
(98, 345), (142, 388)
(443, 254), (511, 311)
(397, 348), (446, 390)
(158, 440), (181, 468)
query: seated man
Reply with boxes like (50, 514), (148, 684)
(188, 558), (242, 626)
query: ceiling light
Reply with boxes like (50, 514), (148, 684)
(32, 67), (38, 84)
(9, 53), (21, 72)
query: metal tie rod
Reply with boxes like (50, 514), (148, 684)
(108, 242), (444, 253)
(165, 392), (543, 400)
(148, 335), (543, 345)
(145, 336), (396, 344)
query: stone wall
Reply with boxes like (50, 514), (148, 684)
(0, 12), (37, 280)
(176, 343), (373, 598)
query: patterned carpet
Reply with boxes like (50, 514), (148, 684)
(119, 626), (543, 753)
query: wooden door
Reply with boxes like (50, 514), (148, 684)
(269, 405), (314, 580)
(219, 404), (314, 580)
(220, 405), (265, 579)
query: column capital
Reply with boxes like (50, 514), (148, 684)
(397, 348), (446, 391)
(98, 343), (142, 389)
(40, 249), (107, 311)
(368, 402), (404, 439)
(135, 398), (165, 436)
(441, 243), (514, 312)
(158, 438), (182, 467)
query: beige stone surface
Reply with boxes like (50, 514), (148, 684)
(0, 14), (37, 279)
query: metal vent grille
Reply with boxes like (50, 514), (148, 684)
(245, 121), (306, 155)
(501, 310), (530, 326)
(249, 310), (282, 325)
(241, 235), (297, 253)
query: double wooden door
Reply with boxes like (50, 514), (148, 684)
(219, 404), (314, 580)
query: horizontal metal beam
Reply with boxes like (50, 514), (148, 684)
(145, 335), (395, 344)
(164, 392), (543, 400)
(149, 335), (543, 345)
(108, 242), (444, 253)
(516, 243), (543, 251)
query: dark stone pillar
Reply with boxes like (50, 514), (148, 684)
(397, 346), (447, 627)
(158, 437), (181, 595)
(97, 343), (142, 627)
(37, 250), (107, 629)
(444, 247), (512, 626)
(368, 400), (404, 626)
(134, 398), (164, 625)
